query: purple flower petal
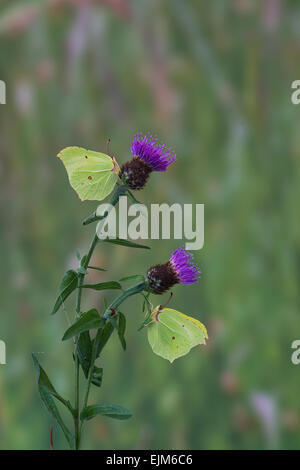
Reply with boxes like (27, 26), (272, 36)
(169, 247), (201, 285)
(131, 133), (176, 172)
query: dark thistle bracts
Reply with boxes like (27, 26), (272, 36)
(147, 262), (179, 295)
(119, 157), (152, 190)
(120, 133), (176, 190)
(147, 247), (201, 294)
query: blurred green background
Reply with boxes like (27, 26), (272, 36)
(1, 0), (300, 450)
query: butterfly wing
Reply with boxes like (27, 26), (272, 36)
(147, 308), (207, 363)
(58, 146), (119, 201)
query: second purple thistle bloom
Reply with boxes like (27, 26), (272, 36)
(147, 247), (201, 294)
(120, 133), (176, 190)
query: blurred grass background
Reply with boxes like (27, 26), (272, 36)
(0, 0), (300, 450)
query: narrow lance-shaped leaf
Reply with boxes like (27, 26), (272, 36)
(77, 255), (88, 274)
(138, 293), (152, 331)
(118, 312), (126, 351)
(32, 354), (74, 448)
(62, 309), (105, 341)
(32, 354), (74, 414)
(81, 404), (132, 421)
(76, 335), (103, 386)
(138, 316), (152, 332)
(80, 281), (122, 291)
(119, 274), (145, 283)
(102, 238), (150, 250)
(80, 254), (87, 266)
(76, 331), (92, 378)
(51, 270), (78, 315)
(95, 322), (114, 358)
(88, 265), (107, 272)
(38, 388), (74, 448)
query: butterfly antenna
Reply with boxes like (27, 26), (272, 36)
(160, 292), (173, 310)
(106, 138), (111, 156)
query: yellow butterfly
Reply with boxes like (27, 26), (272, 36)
(58, 146), (120, 201)
(147, 306), (208, 363)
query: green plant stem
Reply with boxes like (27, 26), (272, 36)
(103, 282), (146, 318)
(79, 330), (101, 437)
(82, 184), (128, 225)
(74, 233), (98, 449)
(79, 282), (146, 440)
(73, 184), (129, 449)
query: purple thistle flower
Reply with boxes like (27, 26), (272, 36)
(131, 133), (176, 172)
(169, 247), (201, 285)
(147, 247), (201, 294)
(120, 132), (176, 190)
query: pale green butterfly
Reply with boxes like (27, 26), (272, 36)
(57, 146), (120, 201)
(147, 306), (208, 363)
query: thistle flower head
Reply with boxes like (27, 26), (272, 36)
(147, 247), (201, 294)
(131, 133), (176, 171)
(119, 133), (176, 190)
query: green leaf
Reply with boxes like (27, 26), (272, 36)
(88, 265), (107, 272)
(62, 309), (105, 341)
(32, 353), (74, 413)
(95, 322), (114, 358)
(102, 238), (150, 250)
(138, 293), (152, 331)
(32, 354), (74, 448)
(141, 293), (151, 313)
(138, 316), (152, 332)
(75, 334), (104, 385)
(76, 332), (92, 378)
(33, 353), (56, 393)
(119, 274), (145, 283)
(51, 270), (78, 315)
(118, 312), (126, 351)
(80, 281), (122, 291)
(38, 388), (74, 448)
(80, 254), (87, 266)
(91, 366), (103, 387)
(80, 404), (132, 421)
